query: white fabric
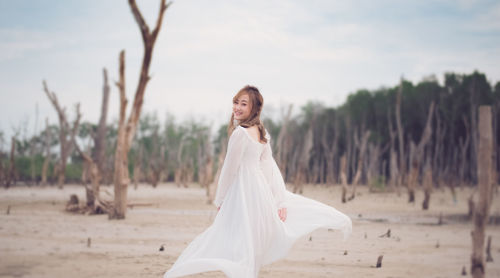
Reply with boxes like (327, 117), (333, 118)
(164, 125), (352, 278)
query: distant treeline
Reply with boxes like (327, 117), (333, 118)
(1, 71), (499, 192)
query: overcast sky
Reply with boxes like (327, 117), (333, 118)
(1, 0), (499, 142)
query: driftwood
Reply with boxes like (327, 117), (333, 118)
(65, 194), (80, 212)
(376, 255), (383, 268)
(379, 229), (391, 238)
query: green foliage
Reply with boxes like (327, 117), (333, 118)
(1, 70), (497, 186)
(370, 176), (386, 191)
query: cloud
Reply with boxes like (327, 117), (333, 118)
(0, 0), (499, 142)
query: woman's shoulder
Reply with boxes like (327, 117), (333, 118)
(230, 125), (245, 138)
(239, 125), (271, 141)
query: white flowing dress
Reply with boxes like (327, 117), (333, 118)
(164, 126), (352, 278)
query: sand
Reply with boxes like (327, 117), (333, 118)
(1, 183), (499, 278)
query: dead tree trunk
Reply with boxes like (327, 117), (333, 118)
(133, 143), (143, 189)
(422, 153), (433, 210)
(276, 104), (293, 177)
(340, 155), (348, 203)
(41, 119), (52, 185)
(471, 106), (494, 278)
(5, 137), (16, 188)
(293, 124), (313, 194)
(210, 138), (228, 204)
(407, 141), (418, 202)
(92, 68), (110, 182)
(43, 81), (81, 188)
(110, 0), (169, 220)
(408, 101), (435, 203)
(322, 120), (339, 185)
(0, 153), (4, 186)
(349, 130), (370, 201)
(460, 115), (471, 189)
(73, 133), (110, 214)
(30, 104), (39, 185)
(175, 137), (186, 187)
(388, 109), (400, 194)
(432, 109), (446, 190)
(148, 127), (163, 188)
(396, 78), (406, 188)
(345, 115), (353, 184)
(197, 129), (214, 201)
(469, 80), (479, 185)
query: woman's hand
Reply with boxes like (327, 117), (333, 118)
(278, 207), (287, 222)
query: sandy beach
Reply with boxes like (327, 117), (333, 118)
(1, 183), (499, 278)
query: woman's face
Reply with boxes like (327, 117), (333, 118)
(233, 94), (252, 121)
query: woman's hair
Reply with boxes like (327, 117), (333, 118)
(228, 85), (267, 143)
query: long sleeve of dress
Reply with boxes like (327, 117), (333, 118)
(213, 127), (248, 208)
(260, 134), (287, 208)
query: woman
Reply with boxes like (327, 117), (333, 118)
(164, 85), (352, 278)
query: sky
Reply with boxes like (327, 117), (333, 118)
(0, 0), (499, 144)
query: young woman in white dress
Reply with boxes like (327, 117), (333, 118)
(164, 85), (352, 278)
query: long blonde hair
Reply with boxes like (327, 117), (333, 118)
(228, 85), (267, 143)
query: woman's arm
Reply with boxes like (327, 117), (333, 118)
(213, 127), (248, 208)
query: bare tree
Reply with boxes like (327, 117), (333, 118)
(110, 0), (170, 219)
(43, 81), (82, 188)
